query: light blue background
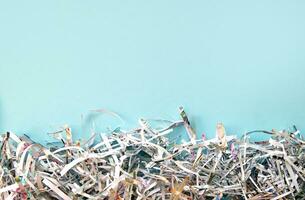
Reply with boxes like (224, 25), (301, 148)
(1, 1), (305, 142)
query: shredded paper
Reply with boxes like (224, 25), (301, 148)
(0, 107), (304, 199)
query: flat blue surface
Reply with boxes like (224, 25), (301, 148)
(0, 1), (305, 142)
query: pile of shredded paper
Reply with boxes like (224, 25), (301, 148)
(0, 107), (304, 200)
